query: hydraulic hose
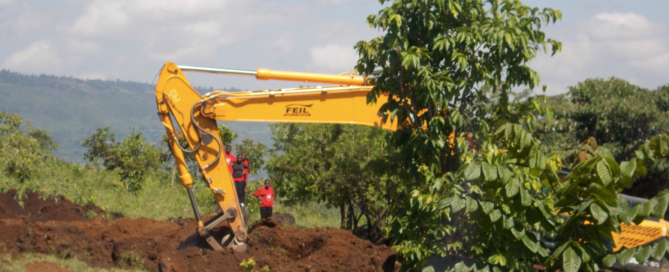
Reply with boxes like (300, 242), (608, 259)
(191, 100), (222, 172)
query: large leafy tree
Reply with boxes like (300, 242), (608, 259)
(266, 123), (397, 239)
(0, 111), (55, 182)
(536, 78), (669, 198)
(83, 127), (162, 191)
(354, 1), (669, 271)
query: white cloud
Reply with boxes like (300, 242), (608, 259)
(2, 41), (61, 73)
(309, 44), (358, 72)
(0, 0), (379, 89)
(0, 0), (15, 8)
(530, 12), (669, 95)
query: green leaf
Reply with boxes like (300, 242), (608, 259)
(651, 239), (668, 260)
(638, 200), (654, 218)
(489, 209), (502, 223)
(562, 247), (581, 272)
(620, 176), (634, 189)
(522, 235), (538, 253)
(589, 203), (608, 225)
(465, 196), (479, 213)
(520, 188), (532, 207)
(505, 179), (520, 198)
(602, 254), (617, 267)
(481, 162), (497, 181)
(596, 160), (612, 186)
(451, 197), (466, 213)
(635, 245), (651, 264)
(479, 200), (494, 214)
(617, 248), (635, 266)
(464, 163), (481, 180)
(510, 227), (525, 240)
(620, 159), (636, 178)
(653, 193), (669, 217)
(502, 215), (514, 229)
(437, 197), (452, 210)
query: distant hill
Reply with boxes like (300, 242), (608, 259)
(0, 70), (273, 163)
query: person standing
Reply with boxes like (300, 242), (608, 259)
(254, 179), (274, 219)
(241, 152), (249, 182)
(224, 145), (236, 174)
(231, 154), (248, 207)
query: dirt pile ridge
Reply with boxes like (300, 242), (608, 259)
(0, 190), (396, 272)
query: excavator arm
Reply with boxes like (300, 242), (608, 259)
(155, 62), (395, 252)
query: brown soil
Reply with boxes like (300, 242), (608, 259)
(0, 190), (396, 272)
(25, 261), (74, 272)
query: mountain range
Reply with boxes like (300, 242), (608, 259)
(0, 70), (273, 163)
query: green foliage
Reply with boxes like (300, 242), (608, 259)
(266, 123), (397, 238)
(239, 258), (256, 272)
(82, 127), (163, 191)
(355, 0), (562, 270)
(568, 78), (669, 161)
(0, 111), (52, 181)
(535, 78), (669, 198)
(218, 124), (238, 146)
(117, 251), (143, 267)
(235, 138), (268, 176)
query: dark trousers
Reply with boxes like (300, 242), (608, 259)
(260, 207), (272, 219)
(234, 181), (246, 206)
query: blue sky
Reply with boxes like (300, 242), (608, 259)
(1, 0), (668, 95)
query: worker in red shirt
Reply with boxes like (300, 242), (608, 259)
(224, 145), (236, 174)
(231, 154), (248, 207)
(241, 152), (249, 182)
(254, 179), (274, 219)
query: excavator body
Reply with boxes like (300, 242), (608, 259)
(154, 62), (395, 251)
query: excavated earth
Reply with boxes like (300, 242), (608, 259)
(0, 190), (397, 272)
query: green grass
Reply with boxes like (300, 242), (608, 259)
(273, 201), (341, 228)
(0, 252), (147, 272)
(0, 156), (343, 229)
(0, 158), (218, 220)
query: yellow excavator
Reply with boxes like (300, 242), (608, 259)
(154, 62), (669, 267)
(154, 62), (397, 252)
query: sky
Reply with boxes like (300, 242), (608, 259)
(1, 0), (668, 95)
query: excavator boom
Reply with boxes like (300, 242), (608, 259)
(155, 62), (394, 252)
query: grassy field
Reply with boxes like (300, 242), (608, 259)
(1, 252), (147, 272)
(0, 156), (342, 227)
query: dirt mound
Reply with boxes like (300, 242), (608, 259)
(0, 189), (104, 222)
(0, 191), (396, 272)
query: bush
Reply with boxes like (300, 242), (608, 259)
(82, 127), (163, 191)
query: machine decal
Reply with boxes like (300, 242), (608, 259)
(284, 104), (312, 116)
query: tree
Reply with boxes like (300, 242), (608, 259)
(82, 127), (162, 191)
(266, 123), (397, 240)
(235, 138), (268, 176)
(0, 111), (51, 181)
(535, 78), (669, 198)
(569, 78), (669, 161)
(355, 0), (562, 269)
(354, 1), (669, 271)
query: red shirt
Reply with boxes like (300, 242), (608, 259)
(254, 187), (275, 207)
(224, 152), (236, 174)
(243, 160), (249, 182)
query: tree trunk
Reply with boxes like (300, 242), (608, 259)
(364, 213), (373, 241)
(340, 204), (346, 229)
(346, 203), (355, 230)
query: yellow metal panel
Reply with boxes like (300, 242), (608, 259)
(205, 88), (397, 131)
(612, 220), (669, 252)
